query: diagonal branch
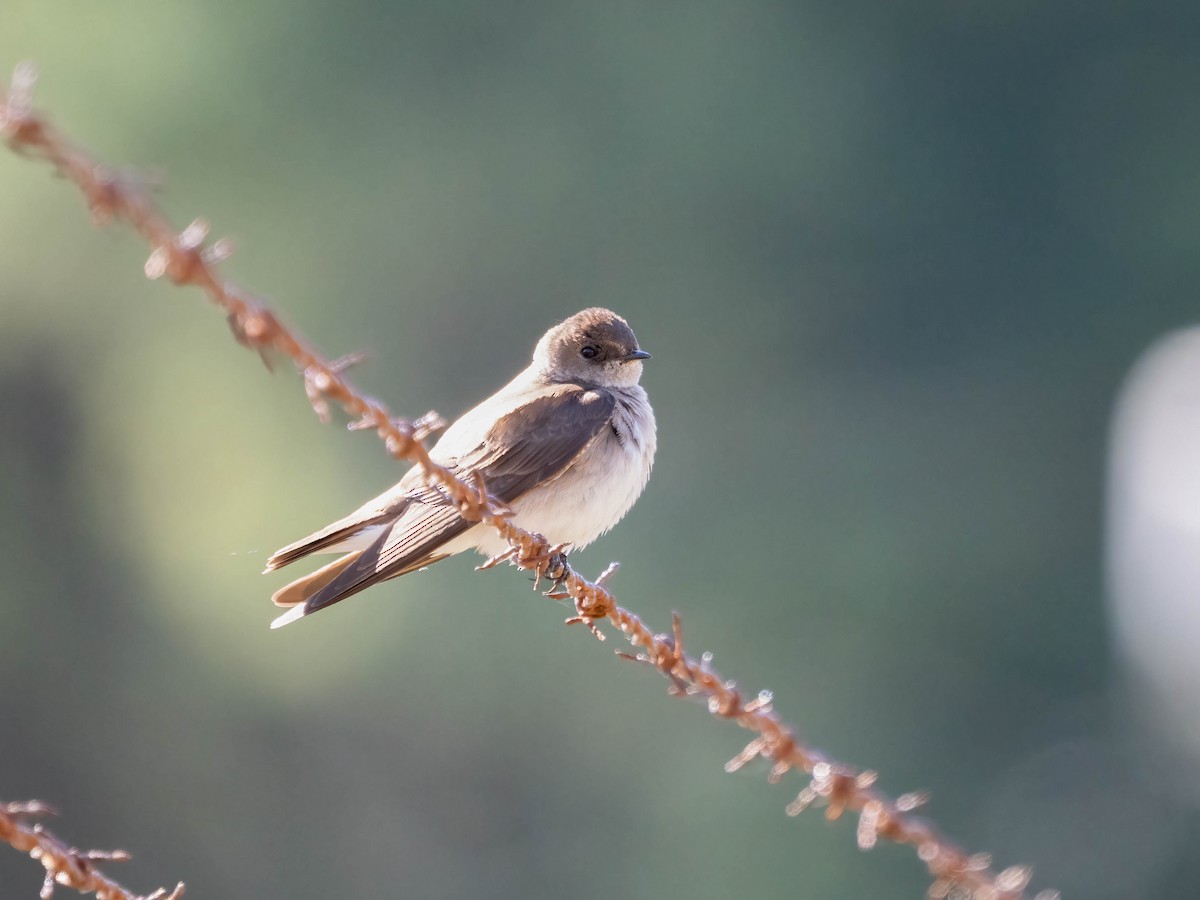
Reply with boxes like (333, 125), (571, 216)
(0, 802), (184, 900)
(0, 64), (1057, 900)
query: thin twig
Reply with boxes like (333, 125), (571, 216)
(0, 802), (184, 900)
(0, 65), (1058, 900)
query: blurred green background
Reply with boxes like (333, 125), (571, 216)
(3, 3), (1200, 897)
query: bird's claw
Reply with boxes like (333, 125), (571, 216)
(522, 535), (571, 592)
(543, 548), (570, 586)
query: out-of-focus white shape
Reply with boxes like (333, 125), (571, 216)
(1109, 327), (1200, 786)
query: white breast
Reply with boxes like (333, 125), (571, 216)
(468, 385), (656, 556)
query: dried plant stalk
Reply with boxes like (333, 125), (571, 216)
(0, 66), (1058, 900)
(0, 802), (184, 900)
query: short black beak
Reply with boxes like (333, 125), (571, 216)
(621, 350), (652, 362)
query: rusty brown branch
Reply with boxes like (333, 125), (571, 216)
(0, 65), (1058, 900)
(0, 802), (184, 900)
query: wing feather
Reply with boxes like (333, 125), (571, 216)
(455, 385), (616, 503)
(273, 384), (617, 623)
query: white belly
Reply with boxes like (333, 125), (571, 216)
(462, 387), (656, 557)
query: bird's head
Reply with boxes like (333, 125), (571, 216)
(534, 307), (651, 388)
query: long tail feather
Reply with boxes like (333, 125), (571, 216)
(272, 550), (365, 607)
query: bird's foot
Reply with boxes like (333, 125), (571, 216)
(477, 533), (572, 591)
(535, 542), (572, 593)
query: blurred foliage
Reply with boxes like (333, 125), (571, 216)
(3, 2), (1200, 897)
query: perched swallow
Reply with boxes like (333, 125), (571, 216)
(265, 307), (656, 628)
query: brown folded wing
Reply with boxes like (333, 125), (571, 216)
(275, 384), (616, 620)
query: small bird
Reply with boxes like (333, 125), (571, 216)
(265, 307), (656, 628)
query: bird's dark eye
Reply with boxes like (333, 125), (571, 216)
(581, 346), (599, 359)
